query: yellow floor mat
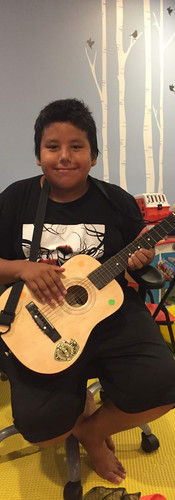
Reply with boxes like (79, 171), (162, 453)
(159, 304), (175, 345)
(0, 379), (175, 500)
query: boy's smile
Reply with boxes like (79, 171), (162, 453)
(37, 122), (97, 202)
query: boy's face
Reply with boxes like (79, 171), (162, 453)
(37, 121), (97, 197)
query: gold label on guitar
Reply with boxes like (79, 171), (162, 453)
(54, 339), (80, 362)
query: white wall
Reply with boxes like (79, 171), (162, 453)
(0, 0), (175, 206)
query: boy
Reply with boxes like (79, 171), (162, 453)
(0, 98), (175, 484)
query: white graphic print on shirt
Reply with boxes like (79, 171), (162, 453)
(22, 223), (105, 266)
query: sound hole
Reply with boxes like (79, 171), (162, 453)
(66, 285), (88, 307)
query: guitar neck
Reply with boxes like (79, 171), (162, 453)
(88, 212), (175, 290)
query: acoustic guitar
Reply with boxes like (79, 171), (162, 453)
(0, 212), (175, 374)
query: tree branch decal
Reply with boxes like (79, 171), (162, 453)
(85, 0), (109, 182)
(116, 0), (142, 190)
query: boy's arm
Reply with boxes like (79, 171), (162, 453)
(0, 258), (67, 305)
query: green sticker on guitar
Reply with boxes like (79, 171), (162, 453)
(108, 299), (115, 305)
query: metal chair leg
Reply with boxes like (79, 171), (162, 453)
(0, 424), (19, 442)
(64, 434), (82, 500)
(63, 382), (101, 500)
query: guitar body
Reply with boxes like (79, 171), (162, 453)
(0, 254), (124, 374)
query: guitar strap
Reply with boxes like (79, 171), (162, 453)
(92, 177), (111, 203)
(0, 178), (50, 330)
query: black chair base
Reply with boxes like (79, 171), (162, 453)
(64, 480), (83, 500)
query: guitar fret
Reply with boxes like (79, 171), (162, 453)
(161, 221), (174, 231)
(114, 253), (128, 267)
(153, 227), (167, 238)
(88, 212), (175, 290)
(140, 235), (157, 247)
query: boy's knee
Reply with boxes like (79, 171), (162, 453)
(34, 429), (72, 448)
(12, 395), (83, 443)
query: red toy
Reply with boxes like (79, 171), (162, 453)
(135, 193), (171, 228)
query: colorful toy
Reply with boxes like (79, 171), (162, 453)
(135, 193), (171, 228)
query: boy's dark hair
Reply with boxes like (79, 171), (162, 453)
(34, 98), (99, 161)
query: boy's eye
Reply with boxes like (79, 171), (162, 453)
(72, 144), (83, 150)
(47, 145), (58, 150)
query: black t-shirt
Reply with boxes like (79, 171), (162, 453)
(0, 175), (144, 291)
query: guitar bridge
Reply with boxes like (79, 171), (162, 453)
(26, 301), (61, 343)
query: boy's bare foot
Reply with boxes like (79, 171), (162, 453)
(105, 435), (115, 453)
(81, 437), (126, 484)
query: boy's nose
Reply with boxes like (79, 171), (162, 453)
(59, 146), (71, 161)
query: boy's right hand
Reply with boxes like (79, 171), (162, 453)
(20, 261), (66, 305)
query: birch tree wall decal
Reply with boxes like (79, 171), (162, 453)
(85, 0), (109, 182)
(143, 0), (155, 192)
(153, 0), (175, 193)
(116, 0), (142, 191)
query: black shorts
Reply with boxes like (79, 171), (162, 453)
(0, 288), (175, 443)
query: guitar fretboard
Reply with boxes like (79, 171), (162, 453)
(88, 213), (175, 290)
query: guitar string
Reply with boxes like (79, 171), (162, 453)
(41, 218), (175, 316)
(41, 242), (175, 318)
(89, 219), (173, 286)
(38, 215), (175, 318)
(41, 276), (96, 320)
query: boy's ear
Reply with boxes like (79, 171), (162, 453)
(36, 157), (41, 166)
(91, 156), (97, 167)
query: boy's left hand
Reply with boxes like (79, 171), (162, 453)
(127, 226), (155, 271)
